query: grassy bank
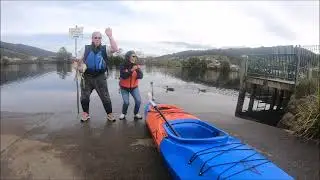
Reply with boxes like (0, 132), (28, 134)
(279, 78), (319, 142)
(293, 78), (319, 141)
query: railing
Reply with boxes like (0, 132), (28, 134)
(245, 45), (319, 83)
(296, 45), (320, 83)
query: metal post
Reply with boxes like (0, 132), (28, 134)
(235, 55), (248, 117)
(294, 45), (301, 85)
(69, 25), (83, 116)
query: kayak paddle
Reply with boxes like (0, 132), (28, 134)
(147, 92), (180, 137)
(150, 81), (155, 101)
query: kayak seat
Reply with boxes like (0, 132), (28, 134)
(163, 119), (229, 144)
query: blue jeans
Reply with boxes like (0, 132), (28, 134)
(120, 87), (141, 115)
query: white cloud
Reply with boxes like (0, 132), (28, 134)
(1, 1), (319, 56)
(119, 1), (319, 46)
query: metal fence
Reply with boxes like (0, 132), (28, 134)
(296, 45), (320, 83)
(246, 45), (319, 83)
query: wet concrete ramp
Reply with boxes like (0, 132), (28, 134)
(1, 111), (170, 180)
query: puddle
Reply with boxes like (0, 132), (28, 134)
(130, 138), (156, 148)
(29, 133), (48, 141)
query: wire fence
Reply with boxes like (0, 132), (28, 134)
(246, 45), (319, 83)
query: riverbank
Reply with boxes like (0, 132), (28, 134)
(277, 78), (319, 143)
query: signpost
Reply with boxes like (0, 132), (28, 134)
(69, 25), (83, 115)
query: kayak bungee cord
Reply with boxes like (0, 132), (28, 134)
(210, 153), (266, 178)
(188, 142), (243, 164)
(198, 144), (245, 175)
(197, 145), (270, 177)
(203, 152), (260, 176)
(219, 161), (270, 180)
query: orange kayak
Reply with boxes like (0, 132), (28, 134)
(143, 102), (293, 180)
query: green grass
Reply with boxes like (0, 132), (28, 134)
(291, 78), (320, 141)
(293, 92), (319, 141)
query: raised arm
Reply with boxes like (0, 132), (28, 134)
(105, 27), (119, 53)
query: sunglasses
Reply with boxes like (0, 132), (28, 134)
(94, 37), (102, 39)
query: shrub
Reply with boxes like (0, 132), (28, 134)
(295, 78), (318, 99)
(292, 92), (319, 141)
(220, 60), (231, 74)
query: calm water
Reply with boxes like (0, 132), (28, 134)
(0, 63), (242, 115)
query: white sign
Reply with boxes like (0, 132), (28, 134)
(69, 26), (84, 38)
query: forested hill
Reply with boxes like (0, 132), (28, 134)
(0, 41), (56, 58)
(154, 45), (317, 62)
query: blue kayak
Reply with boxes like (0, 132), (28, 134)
(144, 103), (294, 180)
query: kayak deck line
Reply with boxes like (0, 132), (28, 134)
(190, 144), (245, 164)
(200, 152), (269, 176)
(219, 161), (271, 180)
(198, 144), (247, 174)
(203, 152), (261, 175)
(188, 142), (243, 163)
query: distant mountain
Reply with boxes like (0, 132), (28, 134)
(0, 41), (56, 58)
(1, 47), (30, 60)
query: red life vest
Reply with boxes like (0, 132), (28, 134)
(119, 69), (139, 89)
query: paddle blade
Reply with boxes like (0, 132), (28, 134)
(147, 92), (156, 107)
(147, 92), (152, 101)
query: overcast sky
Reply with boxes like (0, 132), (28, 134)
(1, 1), (319, 56)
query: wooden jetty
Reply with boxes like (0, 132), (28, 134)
(235, 45), (319, 125)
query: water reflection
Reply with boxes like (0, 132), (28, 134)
(145, 66), (240, 90)
(0, 63), (239, 113)
(1, 64), (240, 91)
(0, 63), (75, 86)
(0, 63), (56, 86)
(56, 62), (72, 79)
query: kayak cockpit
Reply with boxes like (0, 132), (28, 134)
(163, 119), (229, 144)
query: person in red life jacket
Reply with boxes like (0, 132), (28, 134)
(119, 50), (143, 120)
(76, 28), (119, 122)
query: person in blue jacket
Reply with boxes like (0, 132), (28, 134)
(76, 28), (118, 122)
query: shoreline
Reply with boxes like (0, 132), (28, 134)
(0, 59), (72, 65)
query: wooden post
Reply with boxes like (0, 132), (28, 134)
(270, 88), (278, 110)
(235, 55), (248, 116)
(248, 84), (257, 112)
(282, 90), (290, 109)
(276, 90), (285, 110)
